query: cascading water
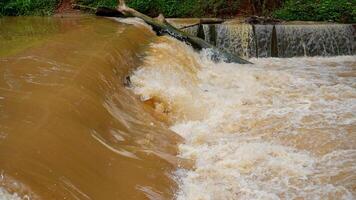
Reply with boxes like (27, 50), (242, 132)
(130, 36), (356, 199)
(202, 24), (216, 46)
(192, 23), (355, 58)
(276, 24), (355, 57)
(254, 25), (274, 57)
(0, 16), (355, 200)
(216, 24), (256, 58)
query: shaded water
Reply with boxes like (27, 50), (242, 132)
(0, 17), (355, 200)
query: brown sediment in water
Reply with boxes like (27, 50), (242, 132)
(1, 15), (355, 200)
(0, 16), (182, 199)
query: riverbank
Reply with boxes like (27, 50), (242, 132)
(1, 0), (355, 23)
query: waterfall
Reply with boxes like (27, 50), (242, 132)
(186, 23), (355, 58)
(203, 24), (214, 45)
(184, 26), (199, 37)
(254, 25), (274, 57)
(216, 24), (256, 58)
(1, 16), (355, 200)
(276, 24), (355, 57)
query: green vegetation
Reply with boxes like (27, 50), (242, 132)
(0, 0), (58, 16)
(274, 0), (356, 23)
(76, 0), (240, 17)
(72, 0), (356, 22)
(0, 0), (354, 23)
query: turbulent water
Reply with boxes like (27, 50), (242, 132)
(129, 37), (356, 199)
(0, 17), (356, 200)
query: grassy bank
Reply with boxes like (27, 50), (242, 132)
(76, 0), (240, 17)
(0, 0), (59, 16)
(0, 0), (355, 23)
(73, 0), (356, 23)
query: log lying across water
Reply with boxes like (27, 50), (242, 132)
(116, 0), (252, 64)
(96, 7), (125, 17)
(74, 0), (252, 64)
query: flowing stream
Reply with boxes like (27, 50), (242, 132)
(0, 17), (355, 200)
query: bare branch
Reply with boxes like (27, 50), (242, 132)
(118, 0), (126, 8)
(156, 14), (166, 23)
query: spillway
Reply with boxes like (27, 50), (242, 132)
(187, 23), (355, 58)
(0, 17), (355, 200)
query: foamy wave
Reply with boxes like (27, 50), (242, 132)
(0, 188), (22, 200)
(130, 36), (356, 199)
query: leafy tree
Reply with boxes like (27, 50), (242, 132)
(274, 0), (355, 23)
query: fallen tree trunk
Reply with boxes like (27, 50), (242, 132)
(72, 4), (125, 17)
(73, 2), (251, 64)
(96, 7), (125, 17)
(116, 0), (252, 64)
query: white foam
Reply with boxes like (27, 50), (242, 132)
(0, 188), (22, 200)
(130, 36), (356, 199)
(113, 17), (155, 33)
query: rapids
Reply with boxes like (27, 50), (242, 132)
(0, 16), (355, 200)
(129, 37), (356, 199)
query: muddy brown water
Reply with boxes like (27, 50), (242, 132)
(0, 16), (355, 200)
(0, 16), (181, 200)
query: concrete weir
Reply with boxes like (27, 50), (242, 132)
(169, 19), (355, 58)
